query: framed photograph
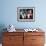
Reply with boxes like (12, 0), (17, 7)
(17, 7), (35, 22)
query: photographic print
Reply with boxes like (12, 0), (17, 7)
(17, 7), (35, 22)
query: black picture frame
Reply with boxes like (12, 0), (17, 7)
(17, 7), (35, 22)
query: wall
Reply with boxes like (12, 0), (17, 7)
(0, 0), (46, 29)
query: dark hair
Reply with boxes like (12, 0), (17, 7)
(26, 9), (33, 14)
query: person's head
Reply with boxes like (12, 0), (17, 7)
(27, 9), (33, 16)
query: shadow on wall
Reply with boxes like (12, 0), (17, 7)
(0, 24), (7, 43)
